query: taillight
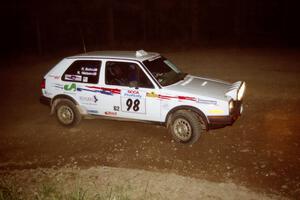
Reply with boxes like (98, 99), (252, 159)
(41, 78), (46, 89)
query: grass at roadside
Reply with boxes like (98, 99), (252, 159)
(0, 177), (132, 200)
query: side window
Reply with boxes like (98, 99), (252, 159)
(105, 61), (154, 88)
(137, 67), (154, 88)
(62, 60), (101, 84)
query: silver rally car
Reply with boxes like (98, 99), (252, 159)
(40, 50), (246, 144)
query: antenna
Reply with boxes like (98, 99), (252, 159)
(78, 24), (86, 53)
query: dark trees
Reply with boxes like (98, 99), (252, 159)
(2, 0), (300, 55)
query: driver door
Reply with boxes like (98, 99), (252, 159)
(100, 60), (161, 122)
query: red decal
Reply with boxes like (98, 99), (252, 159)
(128, 90), (139, 94)
(159, 95), (176, 100)
(178, 96), (196, 101)
(159, 95), (196, 102)
(102, 87), (121, 94)
(105, 111), (117, 116)
(86, 86), (102, 90)
(86, 86), (121, 94)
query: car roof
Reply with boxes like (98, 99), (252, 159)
(67, 50), (160, 62)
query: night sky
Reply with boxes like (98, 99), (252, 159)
(2, 0), (300, 55)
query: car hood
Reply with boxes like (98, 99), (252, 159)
(165, 75), (232, 101)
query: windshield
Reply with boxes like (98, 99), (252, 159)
(143, 56), (187, 86)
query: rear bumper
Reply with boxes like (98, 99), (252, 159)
(40, 95), (51, 106)
(208, 101), (243, 129)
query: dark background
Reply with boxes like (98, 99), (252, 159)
(2, 0), (300, 56)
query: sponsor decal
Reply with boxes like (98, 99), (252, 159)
(81, 71), (97, 76)
(128, 90), (139, 94)
(64, 83), (77, 91)
(121, 98), (146, 114)
(105, 111), (117, 116)
(65, 74), (82, 82)
(81, 67), (98, 72)
(74, 67), (98, 76)
(121, 90), (146, 114)
(209, 109), (224, 114)
(124, 90), (142, 98)
(94, 95), (98, 103)
(79, 95), (98, 103)
(146, 92), (159, 98)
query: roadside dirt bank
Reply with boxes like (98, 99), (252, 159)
(0, 166), (286, 200)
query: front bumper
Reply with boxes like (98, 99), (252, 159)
(208, 101), (243, 129)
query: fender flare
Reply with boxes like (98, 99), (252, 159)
(165, 106), (209, 131)
(50, 94), (79, 114)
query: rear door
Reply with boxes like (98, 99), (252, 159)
(61, 59), (102, 115)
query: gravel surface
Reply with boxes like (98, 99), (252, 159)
(0, 48), (299, 199)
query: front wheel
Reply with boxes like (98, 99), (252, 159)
(55, 99), (81, 127)
(169, 110), (205, 144)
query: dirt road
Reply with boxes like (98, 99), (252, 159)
(0, 48), (299, 199)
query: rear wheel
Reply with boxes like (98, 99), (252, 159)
(55, 99), (81, 127)
(169, 110), (205, 144)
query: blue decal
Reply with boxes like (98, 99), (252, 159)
(77, 87), (113, 96)
(87, 110), (98, 114)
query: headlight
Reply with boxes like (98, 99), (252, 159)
(229, 100), (234, 112)
(237, 82), (246, 101)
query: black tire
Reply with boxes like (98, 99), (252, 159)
(169, 110), (205, 144)
(55, 99), (82, 127)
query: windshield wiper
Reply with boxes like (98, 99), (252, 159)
(178, 72), (188, 80)
(163, 72), (187, 86)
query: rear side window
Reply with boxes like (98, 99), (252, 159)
(62, 60), (101, 84)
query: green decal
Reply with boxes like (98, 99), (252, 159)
(64, 83), (76, 91)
